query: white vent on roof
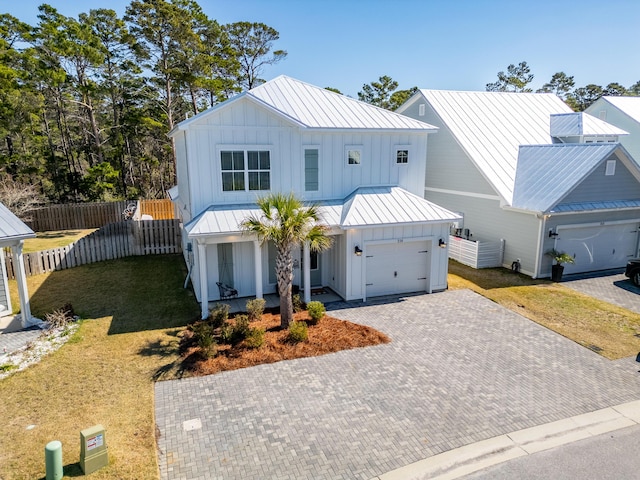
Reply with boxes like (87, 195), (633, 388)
(599, 110), (606, 120)
(605, 160), (616, 176)
(419, 104), (425, 116)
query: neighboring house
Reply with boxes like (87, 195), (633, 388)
(0, 202), (38, 327)
(397, 90), (640, 278)
(586, 96), (640, 163)
(169, 76), (460, 319)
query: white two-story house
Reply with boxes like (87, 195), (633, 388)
(169, 76), (460, 318)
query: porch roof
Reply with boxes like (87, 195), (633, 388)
(0, 202), (35, 246)
(185, 187), (460, 238)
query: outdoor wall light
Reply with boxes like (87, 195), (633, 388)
(354, 245), (363, 256)
(438, 238), (447, 248)
(548, 229), (559, 238)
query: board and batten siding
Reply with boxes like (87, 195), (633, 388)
(586, 99), (640, 166)
(182, 97), (430, 214)
(560, 154), (640, 205)
(400, 99), (498, 196)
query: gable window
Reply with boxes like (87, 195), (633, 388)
(347, 147), (362, 165)
(605, 159), (616, 176)
(221, 149), (271, 192)
(304, 148), (319, 191)
(396, 149), (409, 164)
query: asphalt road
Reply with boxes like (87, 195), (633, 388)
(462, 424), (640, 480)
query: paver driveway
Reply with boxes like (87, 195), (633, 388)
(155, 289), (640, 480)
(562, 270), (640, 315)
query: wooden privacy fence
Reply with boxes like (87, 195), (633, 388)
(448, 235), (505, 269)
(4, 219), (182, 279)
(139, 199), (176, 220)
(27, 199), (176, 231)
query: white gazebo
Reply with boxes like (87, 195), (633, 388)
(0, 202), (39, 328)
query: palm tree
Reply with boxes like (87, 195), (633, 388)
(241, 193), (332, 328)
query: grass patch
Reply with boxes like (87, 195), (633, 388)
(448, 260), (640, 359)
(181, 310), (390, 376)
(1, 255), (199, 480)
(22, 229), (97, 253)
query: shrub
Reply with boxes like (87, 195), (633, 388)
(209, 303), (230, 328)
(292, 293), (303, 313)
(288, 320), (308, 343)
(306, 301), (325, 325)
(246, 298), (266, 322)
(221, 315), (251, 345)
(192, 322), (217, 358)
(245, 327), (265, 349)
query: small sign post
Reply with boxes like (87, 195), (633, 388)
(80, 425), (108, 474)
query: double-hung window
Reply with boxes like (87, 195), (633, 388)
(221, 149), (271, 192)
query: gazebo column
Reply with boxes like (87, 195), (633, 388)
(197, 242), (208, 319)
(12, 241), (33, 328)
(303, 242), (311, 304)
(253, 240), (263, 299)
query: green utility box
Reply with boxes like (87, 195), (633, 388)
(80, 425), (108, 475)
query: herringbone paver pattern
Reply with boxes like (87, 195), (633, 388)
(155, 289), (640, 480)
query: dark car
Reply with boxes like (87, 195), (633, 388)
(625, 259), (640, 286)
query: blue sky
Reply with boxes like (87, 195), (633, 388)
(5, 0), (640, 97)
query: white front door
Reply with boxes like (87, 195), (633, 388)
(556, 222), (639, 274)
(365, 240), (430, 298)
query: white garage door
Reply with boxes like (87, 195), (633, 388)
(556, 222), (639, 275)
(365, 241), (430, 298)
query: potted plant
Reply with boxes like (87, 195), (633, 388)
(545, 248), (575, 282)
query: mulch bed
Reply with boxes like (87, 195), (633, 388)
(180, 311), (390, 376)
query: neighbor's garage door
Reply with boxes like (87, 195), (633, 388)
(556, 222), (639, 275)
(365, 241), (430, 298)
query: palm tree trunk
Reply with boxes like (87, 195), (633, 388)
(276, 246), (294, 328)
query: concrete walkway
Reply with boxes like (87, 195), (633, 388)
(155, 289), (640, 480)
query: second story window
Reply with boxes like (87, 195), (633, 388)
(221, 150), (271, 192)
(396, 149), (409, 164)
(347, 147), (362, 165)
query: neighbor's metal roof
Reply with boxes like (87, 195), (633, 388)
(185, 187), (459, 237)
(551, 199), (640, 213)
(341, 186), (460, 228)
(0, 202), (35, 245)
(549, 112), (628, 137)
(416, 90), (574, 204)
(171, 76), (438, 134)
(512, 143), (620, 213)
(601, 96), (640, 122)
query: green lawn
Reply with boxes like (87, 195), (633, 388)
(0, 255), (199, 480)
(448, 260), (640, 359)
(22, 229), (96, 253)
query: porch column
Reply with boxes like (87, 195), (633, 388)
(12, 241), (33, 328)
(254, 240), (263, 299)
(197, 242), (208, 319)
(303, 241), (311, 304)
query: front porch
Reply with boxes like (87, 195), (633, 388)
(207, 288), (343, 314)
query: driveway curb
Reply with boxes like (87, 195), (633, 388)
(372, 400), (640, 480)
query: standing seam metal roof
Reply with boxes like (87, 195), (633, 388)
(247, 76), (438, 131)
(185, 187), (460, 237)
(512, 143), (622, 212)
(601, 96), (640, 123)
(418, 90), (574, 203)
